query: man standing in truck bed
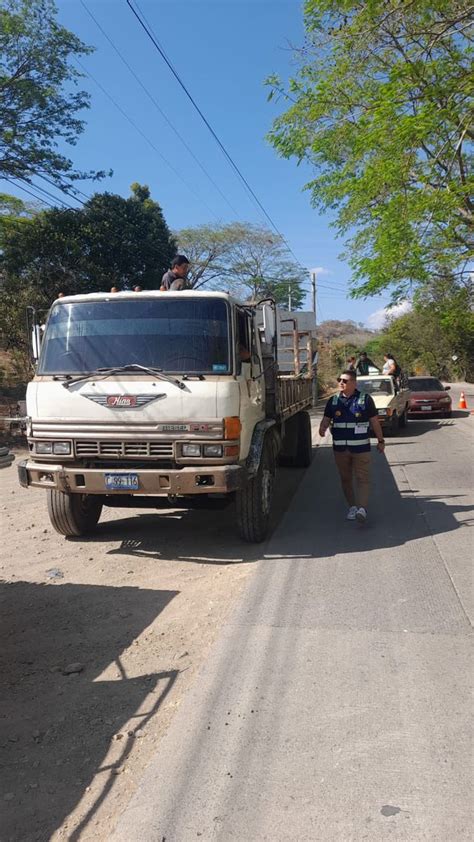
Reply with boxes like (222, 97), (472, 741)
(160, 255), (190, 291)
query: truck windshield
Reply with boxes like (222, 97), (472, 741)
(38, 298), (231, 375)
(357, 378), (394, 396)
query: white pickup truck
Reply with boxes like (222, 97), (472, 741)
(18, 291), (315, 542)
(356, 374), (411, 435)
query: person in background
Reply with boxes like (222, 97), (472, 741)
(133, 285), (142, 292)
(319, 369), (385, 523)
(160, 255), (190, 291)
(347, 356), (356, 371)
(356, 351), (377, 376)
(110, 286), (119, 293)
(383, 353), (402, 391)
(382, 353), (397, 376)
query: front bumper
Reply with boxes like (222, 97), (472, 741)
(17, 459), (244, 495)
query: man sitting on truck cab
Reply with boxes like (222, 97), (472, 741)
(160, 255), (190, 291)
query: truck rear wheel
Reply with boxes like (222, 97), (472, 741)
(279, 411), (312, 467)
(236, 436), (276, 542)
(47, 490), (103, 537)
(294, 411), (313, 467)
(278, 414), (298, 466)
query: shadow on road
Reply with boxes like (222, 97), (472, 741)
(72, 459), (310, 566)
(0, 581), (178, 841)
(65, 438), (473, 567)
(266, 446), (473, 562)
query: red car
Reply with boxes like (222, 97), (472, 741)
(408, 377), (452, 417)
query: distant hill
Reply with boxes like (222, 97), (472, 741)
(317, 320), (377, 346)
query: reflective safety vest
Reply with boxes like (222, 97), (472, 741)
(330, 391), (371, 452)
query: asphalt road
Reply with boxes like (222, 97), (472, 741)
(113, 384), (473, 842)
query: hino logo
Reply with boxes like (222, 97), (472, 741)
(83, 393), (166, 409)
(107, 395), (136, 407)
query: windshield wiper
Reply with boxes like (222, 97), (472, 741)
(62, 364), (187, 391)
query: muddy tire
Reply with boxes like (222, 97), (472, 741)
(236, 437), (276, 543)
(278, 414), (298, 466)
(294, 411), (313, 467)
(47, 490), (103, 537)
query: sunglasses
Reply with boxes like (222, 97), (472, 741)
(337, 377), (351, 383)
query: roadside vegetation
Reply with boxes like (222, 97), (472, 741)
(266, 0), (473, 381)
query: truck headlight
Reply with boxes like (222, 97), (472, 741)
(182, 443), (201, 457)
(36, 441), (53, 454)
(35, 441), (71, 455)
(203, 444), (223, 457)
(53, 441), (72, 455)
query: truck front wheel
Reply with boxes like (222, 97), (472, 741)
(47, 490), (103, 537)
(236, 437), (276, 543)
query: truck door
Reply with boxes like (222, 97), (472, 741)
(236, 309), (264, 455)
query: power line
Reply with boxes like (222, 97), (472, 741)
(126, 0), (306, 269)
(17, 176), (77, 210)
(76, 58), (220, 221)
(35, 172), (90, 204)
(318, 284), (349, 293)
(80, 0), (239, 219)
(2, 177), (57, 209)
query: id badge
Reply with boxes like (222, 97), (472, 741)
(354, 423), (368, 435)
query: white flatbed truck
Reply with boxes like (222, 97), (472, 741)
(18, 291), (314, 542)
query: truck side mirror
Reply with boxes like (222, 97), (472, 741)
(31, 324), (42, 361)
(262, 304), (275, 346)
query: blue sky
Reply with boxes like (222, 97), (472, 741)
(8, 0), (393, 326)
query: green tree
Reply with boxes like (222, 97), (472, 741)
(266, 0), (473, 300)
(0, 0), (108, 194)
(1, 183), (176, 298)
(0, 192), (36, 247)
(379, 280), (474, 380)
(176, 221), (307, 308)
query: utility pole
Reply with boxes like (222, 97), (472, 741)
(311, 271), (317, 317)
(310, 270), (318, 405)
(288, 284), (292, 312)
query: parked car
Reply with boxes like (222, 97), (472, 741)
(407, 377), (452, 417)
(356, 374), (410, 435)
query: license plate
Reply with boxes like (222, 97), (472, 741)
(105, 473), (139, 490)
(421, 405), (432, 411)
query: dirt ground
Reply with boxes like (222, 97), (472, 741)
(0, 442), (306, 841)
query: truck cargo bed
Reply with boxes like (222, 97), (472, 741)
(277, 376), (313, 419)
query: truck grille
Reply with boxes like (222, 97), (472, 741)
(75, 440), (174, 459)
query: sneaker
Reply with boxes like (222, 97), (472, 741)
(355, 507), (367, 523)
(346, 506), (358, 520)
